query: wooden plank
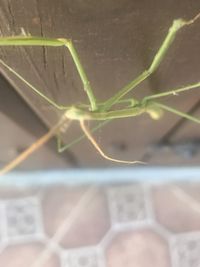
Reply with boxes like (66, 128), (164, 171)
(148, 104), (200, 165)
(0, 74), (77, 169)
(0, 0), (200, 166)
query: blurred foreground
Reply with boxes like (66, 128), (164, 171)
(0, 171), (199, 267)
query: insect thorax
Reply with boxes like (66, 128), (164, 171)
(64, 106), (91, 121)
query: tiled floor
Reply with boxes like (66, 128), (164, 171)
(0, 182), (200, 267)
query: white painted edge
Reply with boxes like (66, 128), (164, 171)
(0, 167), (200, 187)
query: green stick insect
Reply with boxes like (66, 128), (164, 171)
(0, 13), (200, 175)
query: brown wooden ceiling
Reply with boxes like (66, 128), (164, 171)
(0, 0), (200, 170)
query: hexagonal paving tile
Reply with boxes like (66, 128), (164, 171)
(152, 183), (200, 232)
(62, 247), (100, 267)
(42, 186), (110, 248)
(107, 184), (147, 225)
(0, 242), (60, 267)
(105, 228), (171, 267)
(0, 187), (41, 199)
(0, 202), (4, 244)
(4, 197), (44, 243)
(172, 234), (200, 267)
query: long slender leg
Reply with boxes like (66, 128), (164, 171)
(80, 120), (144, 164)
(0, 116), (72, 175)
(142, 81), (200, 102)
(0, 117), (66, 175)
(101, 13), (200, 111)
(154, 102), (200, 124)
(0, 59), (70, 110)
(0, 130), (54, 175)
(57, 135), (64, 153)
(61, 39), (97, 111)
(0, 36), (97, 111)
(57, 120), (110, 153)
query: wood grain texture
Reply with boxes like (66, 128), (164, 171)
(0, 0), (200, 167)
(0, 74), (78, 170)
